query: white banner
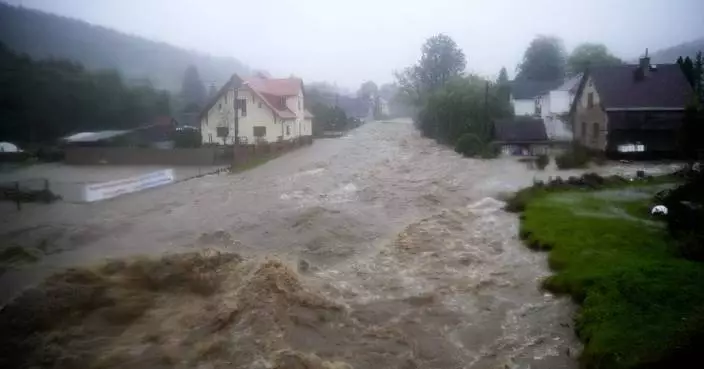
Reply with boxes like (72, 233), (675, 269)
(83, 169), (174, 202)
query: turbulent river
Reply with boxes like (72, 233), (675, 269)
(2, 119), (677, 368)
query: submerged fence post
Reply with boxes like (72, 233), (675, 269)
(15, 181), (20, 211)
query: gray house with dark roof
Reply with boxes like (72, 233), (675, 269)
(571, 53), (693, 156)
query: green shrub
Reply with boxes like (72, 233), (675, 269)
(454, 133), (483, 157)
(535, 154), (549, 170)
(479, 143), (500, 159)
(664, 168), (704, 261)
(173, 128), (202, 148)
(555, 144), (591, 169)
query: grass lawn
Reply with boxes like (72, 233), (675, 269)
(519, 183), (704, 368)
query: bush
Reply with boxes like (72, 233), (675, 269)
(174, 128), (202, 148)
(454, 133), (483, 157)
(455, 134), (499, 159)
(663, 167), (704, 261)
(535, 154), (549, 170)
(555, 143), (591, 169)
(479, 143), (500, 159)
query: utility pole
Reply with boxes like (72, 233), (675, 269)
(233, 86), (239, 147)
(484, 81), (489, 139)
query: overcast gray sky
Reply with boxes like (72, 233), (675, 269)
(7, 0), (704, 89)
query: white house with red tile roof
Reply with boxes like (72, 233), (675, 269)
(199, 74), (313, 145)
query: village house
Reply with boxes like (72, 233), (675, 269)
(537, 74), (582, 141)
(199, 74), (314, 145)
(570, 52), (693, 157)
(493, 116), (551, 156)
(509, 79), (562, 116)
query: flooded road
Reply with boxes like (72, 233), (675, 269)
(4, 119), (675, 368)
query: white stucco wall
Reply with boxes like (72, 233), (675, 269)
(512, 98), (535, 116)
(200, 88), (236, 145)
(549, 90), (571, 114)
(201, 84), (312, 145)
(578, 77), (602, 108)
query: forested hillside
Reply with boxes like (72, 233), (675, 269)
(648, 38), (704, 64)
(0, 3), (249, 91)
(0, 43), (170, 144)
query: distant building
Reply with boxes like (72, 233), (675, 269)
(493, 116), (552, 156)
(570, 52), (693, 157)
(334, 95), (374, 122)
(509, 79), (562, 116)
(199, 75), (314, 145)
(537, 74), (582, 141)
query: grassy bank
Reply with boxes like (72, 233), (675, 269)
(517, 182), (704, 368)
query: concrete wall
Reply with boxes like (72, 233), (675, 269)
(573, 76), (608, 150)
(65, 147), (233, 166)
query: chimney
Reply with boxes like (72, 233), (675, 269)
(639, 48), (651, 78)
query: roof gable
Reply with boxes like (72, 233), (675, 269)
(586, 64), (692, 109)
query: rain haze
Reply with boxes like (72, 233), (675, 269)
(6, 0), (704, 88)
(2, 1), (704, 369)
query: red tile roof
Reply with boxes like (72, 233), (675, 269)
(246, 77), (302, 96)
(199, 74), (314, 122)
(244, 77), (303, 119)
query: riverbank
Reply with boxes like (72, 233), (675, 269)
(514, 177), (704, 368)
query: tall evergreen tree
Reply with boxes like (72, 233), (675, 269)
(496, 67), (510, 103)
(181, 65), (206, 112)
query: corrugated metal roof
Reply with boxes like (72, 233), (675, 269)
(63, 130), (131, 143)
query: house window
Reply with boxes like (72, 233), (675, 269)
(534, 99), (541, 116)
(592, 123), (599, 142)
(216, 126), (229, 138)
(258, 102), (262, 108)
(286, 125), (290, 136)
(218, 103), (222, 111)
(581, 122), (587, 139)
(587, 92), (594, 108)
(298, 99), (302, 111)
(253, 126), (266, 137)
(238, 99), (247, 117)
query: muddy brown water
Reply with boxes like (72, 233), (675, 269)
(0, 119), (679, 368)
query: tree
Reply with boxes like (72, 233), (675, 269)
(180, 65), (206, 112)
(417, 75), (512, 148)
(496, 67), (510, 103)
(418, 34), (466, 92)
(0, 44), (171, 143)
(516, 35), (566, 81)
(567, 43), (622, 75)
(357, 81), (378, 100)
(694, 52), (704, 102)
(395, 34), (466, 106)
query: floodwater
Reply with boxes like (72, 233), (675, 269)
(0, 119), (676, 368)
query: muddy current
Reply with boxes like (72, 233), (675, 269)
(2, 120), (677, 368)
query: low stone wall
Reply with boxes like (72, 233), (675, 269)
(65, 137), (314, 166)
(65, 147), (233, 166)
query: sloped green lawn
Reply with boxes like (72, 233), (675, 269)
(519, 186), (704, 368)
